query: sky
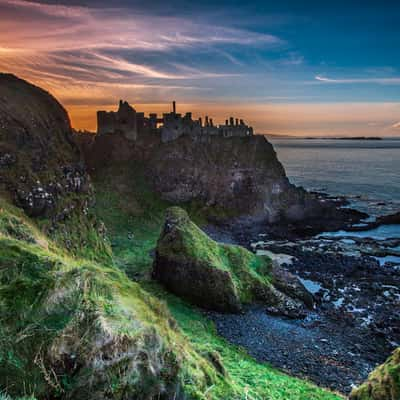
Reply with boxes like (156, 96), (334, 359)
(0, 0), (400, 136)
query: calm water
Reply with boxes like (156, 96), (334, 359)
(269, 138), (400, 217)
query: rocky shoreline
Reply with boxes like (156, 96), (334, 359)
(205, 200), (400, 395)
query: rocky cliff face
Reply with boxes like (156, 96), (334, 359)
(0, 73), (82, 215)
(149, 135), (308, 222)
(0, 73), (109, 259)
(81, 131), (330, 224)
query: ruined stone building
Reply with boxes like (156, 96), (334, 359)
(97, 100), (254, 142)
(97, 101), (138, 141)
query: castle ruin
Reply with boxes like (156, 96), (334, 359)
(97, 101), (254, 142)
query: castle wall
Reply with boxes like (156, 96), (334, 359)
(98, 101), (254, 143)
(97, 101), (137, 141)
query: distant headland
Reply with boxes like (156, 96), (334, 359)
(305, 136), (383, 141)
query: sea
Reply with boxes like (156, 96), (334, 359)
(269, 137), (400, 243)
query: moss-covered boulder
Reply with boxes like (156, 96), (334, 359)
(153, 207), (311, 315)
(350, 348), (400, 400)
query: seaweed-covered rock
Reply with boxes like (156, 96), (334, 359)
(350, 348), (400, 400)
(153, 207), (311, 315)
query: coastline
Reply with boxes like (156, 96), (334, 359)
(206, 194), (400, 395)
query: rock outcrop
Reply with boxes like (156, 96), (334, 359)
(153, 207), (312, 316)
(0, 73), (109, 259)
(81, 127), (360, 228)
(0, 73), (84, 216)
(350, 348), (400, 400)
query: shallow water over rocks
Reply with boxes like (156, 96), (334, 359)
(318, 224), (400, 241)
(207, 209), (400, 395)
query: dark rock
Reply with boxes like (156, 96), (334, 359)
(271, 264), (314, 309)
(0, 152), (16, 167)
(153, 207), (242, 312)
(153, 207), (311, 315)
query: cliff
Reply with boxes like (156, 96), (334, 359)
(81, 130), (332, 225)
(0, 73), (109, 260)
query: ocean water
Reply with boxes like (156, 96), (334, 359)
(269, 138), (400, 218)
(317, 224), (400, 240)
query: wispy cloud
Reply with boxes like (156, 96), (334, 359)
(392, 122), (400, 129)
(0, 0), (284, 105)
(0, 0), (282, 53)
(281, 52), (304, 66)
(315, 75), (400, 84)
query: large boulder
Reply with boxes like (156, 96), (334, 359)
(350, 348), (400, 400)
(153, 207), (312, 315)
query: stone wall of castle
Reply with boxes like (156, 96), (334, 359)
(97, 101), (254, 143)
(97, 100), (137, 141)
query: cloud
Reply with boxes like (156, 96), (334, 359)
(315, 75), (400, 84)
(392, 122), (400, 129)
(0, 0), (282, 53)
(281, 52), (304, 66)
(0, 0), (285, 106)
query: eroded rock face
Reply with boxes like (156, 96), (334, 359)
(0, 74), (109, 259)
(153, 207), (312, 316)
(81, 130), (334, 224)
(271, 264), (314, 309)
(350, 348), (400, 400)
(0, 73), (88, 218)
(149, 136), (326, 223)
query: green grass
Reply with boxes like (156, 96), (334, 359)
(0, 394), (36, 400)
(0, 159), (344, 400)
(147, 283), (342, 400)
(0, 224), (224, 399)
(91, 163), (343, 400)
(156, 206), (273, 305)
(92, 162), (207, 280)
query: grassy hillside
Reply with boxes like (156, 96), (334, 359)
(0, 159), (343, 400)
(90, 160), (343, 400)
(0, 73), (341, 399)
(0, 200), (231, 399)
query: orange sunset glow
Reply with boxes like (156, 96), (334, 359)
(1, 0), (400, 136)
